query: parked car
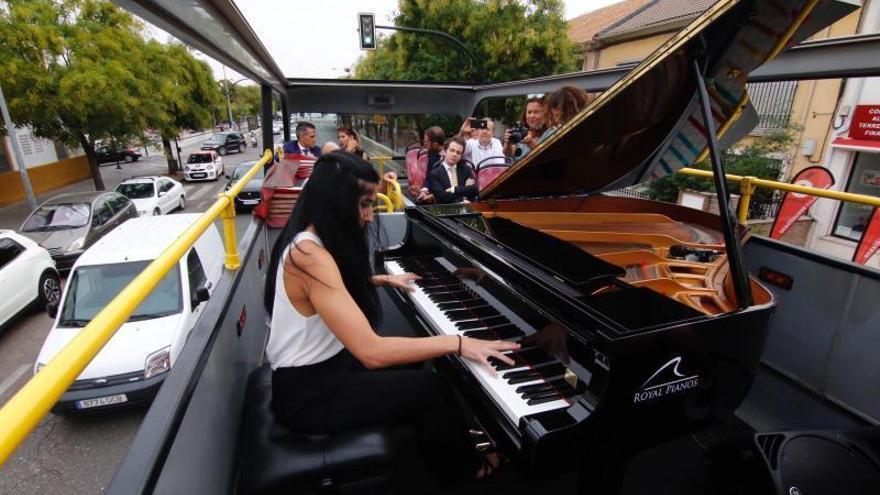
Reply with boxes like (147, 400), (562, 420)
(116, 176), (186, 216)
(20, 192), (138, 273)
(34, 214), (225, 413)
(184, 151), (224, 182)
(96, 145), (142, 164)
(0, 230), (60, 329)
(200, 132), (245, 156)
(224, 162), (264, 211)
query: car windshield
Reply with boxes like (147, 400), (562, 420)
(232, 166), (264, 181)
(116, 182), (155, 199)
(59, 261), (182, 326)
(187, 154), (213, 164)
(21, 203), (91, 231)
(205, 134), (226, 143)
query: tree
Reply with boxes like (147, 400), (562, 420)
(353, 0), (575, 83)
(146, 41), (222, 174)
(232, 84), (260, 129)
(0, 0), (163, 190)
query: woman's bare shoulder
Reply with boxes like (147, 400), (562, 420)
(285, 240), (342, 286)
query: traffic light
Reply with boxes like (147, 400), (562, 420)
(359, 13), (376, 50)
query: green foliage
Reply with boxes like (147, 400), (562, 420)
(0, 0), (224, 184)
(149, 42), (222, 139)
(353, 0), (576, 83)
(647, 129), (799, 204)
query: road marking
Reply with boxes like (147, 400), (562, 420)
(0, 364), (32, 397)
(186, 185), (216, 203)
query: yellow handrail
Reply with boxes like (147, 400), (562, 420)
(678, 167), (880, 224)
(374, 193), (393, 213)
(385, 179), (403, 210)
(0, 150), (274, 468)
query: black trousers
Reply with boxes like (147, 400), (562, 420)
(272, 351), (477, 482)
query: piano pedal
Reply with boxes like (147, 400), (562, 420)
(468, 429), (496, 453)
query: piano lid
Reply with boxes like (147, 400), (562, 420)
(480, 0), (860, 201)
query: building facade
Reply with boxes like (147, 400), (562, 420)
(0, 126), (90, 207)
(568, 0), (877, 266)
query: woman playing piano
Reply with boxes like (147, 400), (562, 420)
(263, 151), (518, 482)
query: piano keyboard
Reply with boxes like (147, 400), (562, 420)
(385, 257), (586, 426)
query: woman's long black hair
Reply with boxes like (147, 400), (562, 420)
(264, 151), (381, 326)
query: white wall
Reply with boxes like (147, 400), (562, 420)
(4, 126), (56, 170)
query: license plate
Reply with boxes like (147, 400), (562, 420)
(241, 199), (259, 205)
(76, 393), (128, 409)
(192, 173), (206, 179)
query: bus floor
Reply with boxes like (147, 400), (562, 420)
(385, 415), (772, 494)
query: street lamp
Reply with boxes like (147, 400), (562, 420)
(220, 66), (248, 131)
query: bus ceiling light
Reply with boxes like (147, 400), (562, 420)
(359, 13), (376, 50)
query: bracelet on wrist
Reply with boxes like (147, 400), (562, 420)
(457, 335), (462, 356)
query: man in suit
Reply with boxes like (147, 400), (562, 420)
(282, 122), (321, 157)
(428, 137), (477, 204)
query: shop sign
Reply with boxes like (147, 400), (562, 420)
(850, 105), (880, 140)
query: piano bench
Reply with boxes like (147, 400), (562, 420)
(238, 365), (394, 495)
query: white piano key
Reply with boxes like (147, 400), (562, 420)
(385, 259), (570, 425)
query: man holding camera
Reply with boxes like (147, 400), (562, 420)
(458, 117), (505, 169)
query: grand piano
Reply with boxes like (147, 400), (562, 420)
(377, 0), (858, 490)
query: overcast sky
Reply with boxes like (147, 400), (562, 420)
(181, 0), (623, 82)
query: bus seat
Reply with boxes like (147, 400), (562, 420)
(238, 365), (394, 495)
(254, 157), (314, 228)
(405, 148), (428, 189)
(475, 157), (512, 190)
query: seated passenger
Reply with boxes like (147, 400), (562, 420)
(337, 126), (369, 160)
(458, 117), (504, 168)
(427, 137), (477, 204)
(264, 151), (516, 482)
(283, 122), (321, 158)
(414, 126), (446, 202)
(503, 96), (546, 160)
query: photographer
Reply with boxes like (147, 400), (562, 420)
(458, 117), (504, 168)
(503, 96), (546, 159)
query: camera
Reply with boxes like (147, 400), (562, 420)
(471, 118), (488, 130)
(508, 123), (530, 144)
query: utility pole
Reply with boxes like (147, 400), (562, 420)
(222, 66), (234, 130)
(0, 81), (37, 210)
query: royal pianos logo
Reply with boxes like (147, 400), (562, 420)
(633, 356), (701, 404)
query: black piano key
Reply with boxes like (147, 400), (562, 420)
(516, 378), (572, 395)
(456, 315), (508, 330)
(422, 285), (464, 294)
(427, 291), (472, 303)
(463, 324), (524, 341)
(525, 382), (585, 405)
(445, 306), (500, 321)
(491, 348), (555, 371)
(437, 298), (485, 311)
(527, 394), (567, 406)
(503, 363), (566, 385)
(417, 277), (460, 287)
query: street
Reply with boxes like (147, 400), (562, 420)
(0, 127), (298, 494)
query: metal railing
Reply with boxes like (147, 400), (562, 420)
(0, 150), (274, 467)
(679, 167), (880, 224)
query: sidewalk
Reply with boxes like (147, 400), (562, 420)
(0, 133), (209, 231)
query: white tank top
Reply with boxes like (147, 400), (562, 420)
(266, 231), (344, 370)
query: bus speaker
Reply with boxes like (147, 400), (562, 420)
(756, 428), (880, 495)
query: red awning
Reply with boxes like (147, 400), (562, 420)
(832, 137), (880, 152)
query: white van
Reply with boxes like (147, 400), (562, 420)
(34, 214), (224, 413)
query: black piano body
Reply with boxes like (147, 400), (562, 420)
(376, 0), (858, 485)
(378, 202), (774, 480)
